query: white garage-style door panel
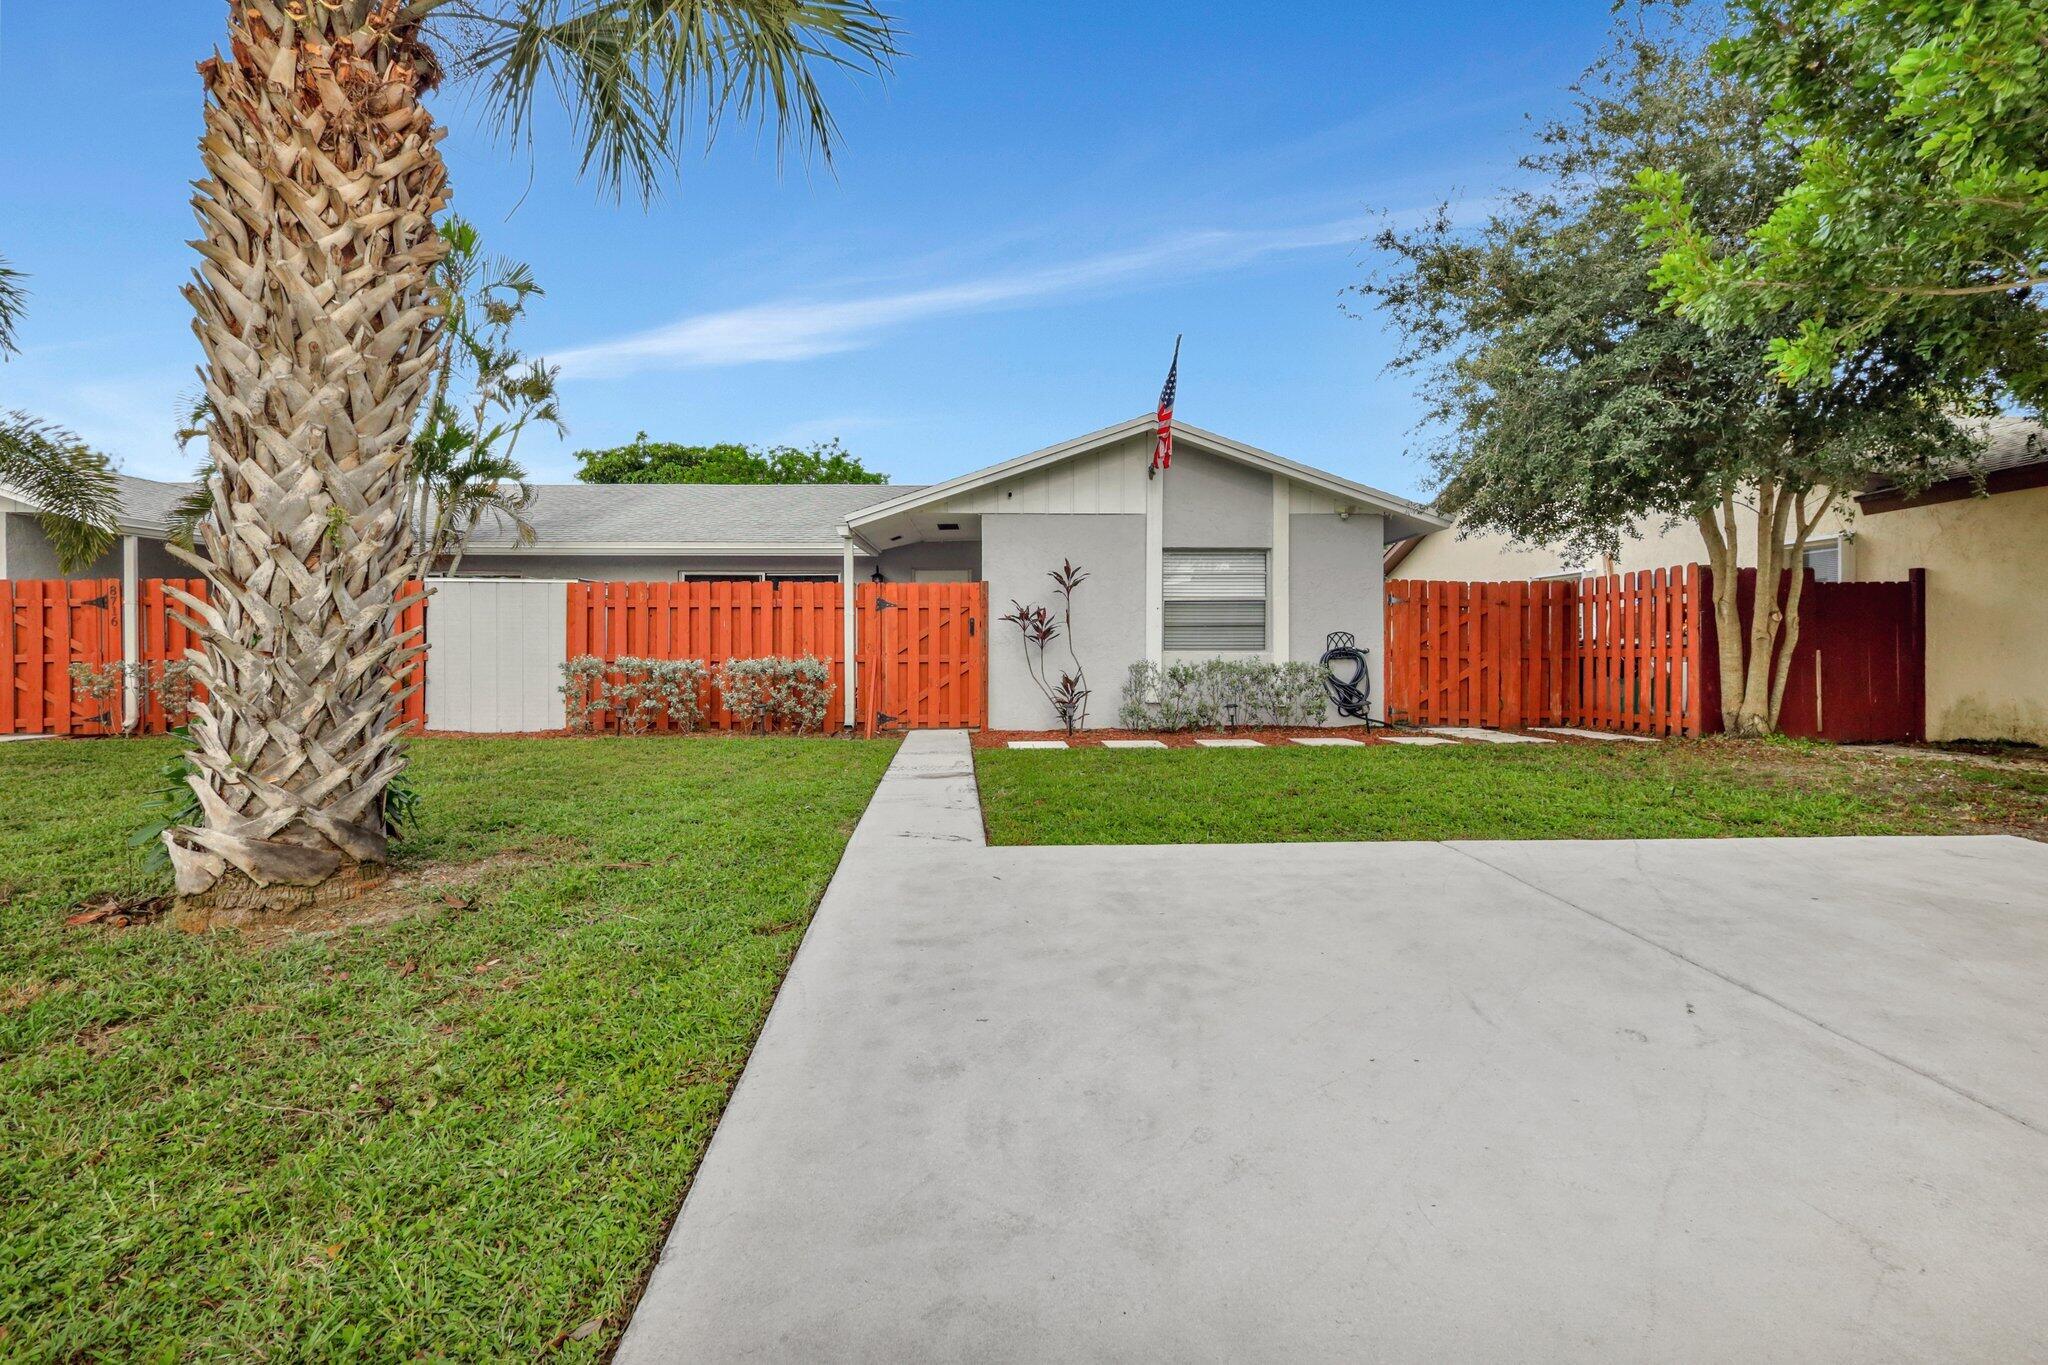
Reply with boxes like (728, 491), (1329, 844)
(425, 578), (569, 733)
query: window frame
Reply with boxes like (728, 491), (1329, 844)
(1161, 548), (1270, 653)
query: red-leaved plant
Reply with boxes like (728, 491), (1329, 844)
(1000, 559), (1091, 735)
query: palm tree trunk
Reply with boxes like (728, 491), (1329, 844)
(167, 0), (449, 909)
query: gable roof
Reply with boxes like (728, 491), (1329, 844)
(26, 416), (1446, 552)
(0, 474), (192, 536)
(844, 415), (1445, 537)
(462, 481), (915, 552)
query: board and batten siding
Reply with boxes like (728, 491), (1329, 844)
(424, 578), (570, 733)
(930, 434), (1153, 515)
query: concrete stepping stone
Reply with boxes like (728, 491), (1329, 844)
(1291, 737), (1364, 747)
(1382, 734), (1457, 746)
(1102, 739), (1168, 749)
(1195, 738), (1265, 748)
(1424, 727), (1554, 745)
(1531, 726), (1658, 743)
(1006, 740), (1069, 750)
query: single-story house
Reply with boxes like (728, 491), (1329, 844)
(1387, 416), (2047, 744)
(3, 416), (1443, 730)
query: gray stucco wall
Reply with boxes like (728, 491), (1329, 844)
(4, 519), (184, 581)
(1163, 446), (1272, 549)
(874, 540), (980, 582)
(982, 513), (1145, 730)
(1290, 512), (1386, 720)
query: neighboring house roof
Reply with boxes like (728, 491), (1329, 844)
(0, 473), (192, 537)
(112, 475), (194, 535)
(845, 415), (1446, 540)
(461, 482), (917, 553)
(1858, 415), (2046, 513)
(1386, 415), (2047, 563)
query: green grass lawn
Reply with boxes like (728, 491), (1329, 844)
(1, 734), (896, 1361)
(976, 738), (2048, 845)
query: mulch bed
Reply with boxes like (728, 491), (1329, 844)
(971, 725), (1610, 748)
(972, 726), (1396, 749)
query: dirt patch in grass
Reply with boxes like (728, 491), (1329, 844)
(65, 845), (565, 944)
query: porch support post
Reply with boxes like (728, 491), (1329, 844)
(1145, 463), (1164, 665)
(120, 534), (141, 731)
(1270, 473), (1290, 662)
(840, 530), (858, 730)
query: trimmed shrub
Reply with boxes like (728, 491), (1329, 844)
(1118, 657), (1330, 731)
(717, 655), (834, 733)
(560, 655), (708, 734)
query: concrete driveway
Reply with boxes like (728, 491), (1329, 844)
(620, 735), (2048, 1362)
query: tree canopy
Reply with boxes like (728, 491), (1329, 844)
(574, 435), (887, 485)
(0, 254), (24, 357)
(1350, 5), (1984, 734)
(1632, 0), (2047, 406)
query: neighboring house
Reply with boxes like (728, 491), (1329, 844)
(1386, 416), (2048, 744)
(7, 416), (1442, 730)
(1, 474), (190, 581)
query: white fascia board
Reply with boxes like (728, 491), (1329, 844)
(845, 416), (1156, 527)
(0, 481), (166, 536)
(844, 414), (1448, 532)
(459, 541), (849, 556)
(1173, 423), (1446, 527)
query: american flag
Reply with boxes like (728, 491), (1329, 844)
(1150, 334), (1181, 476)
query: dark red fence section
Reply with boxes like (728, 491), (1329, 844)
(1700, 568), (1926, 743)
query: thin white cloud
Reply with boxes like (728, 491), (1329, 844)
(549, 219), (1372, 379)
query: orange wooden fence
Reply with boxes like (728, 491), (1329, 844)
(566, 579), (988, 732)
(568, 580), (849, 730)
(2, 577), (427, 737)
(2, 579), (122, 736)
(857, 581), (987, 734)
(1385, 566), (1710, 737)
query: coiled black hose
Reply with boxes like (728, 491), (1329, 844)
(1320, 631), (1373, 721)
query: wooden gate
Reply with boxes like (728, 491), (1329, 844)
(1, 579), (121, 735)
(1701, 569), (1926, 743)
(857, 582), (987, 733)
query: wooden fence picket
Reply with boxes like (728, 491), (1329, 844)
(1383, 566), (1718, 738)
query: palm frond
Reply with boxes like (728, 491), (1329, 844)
(0, 410), (122, 570)
(419, 0), (900, 199)
(169, 388), (219, 549)
(0, 255), (25, 358)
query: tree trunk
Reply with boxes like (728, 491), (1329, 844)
(1694, 495), (1745, 733)
(1696, 480), (1827, 740)
(1766, 490), (1829, 730)
(167, 0), (449, 907)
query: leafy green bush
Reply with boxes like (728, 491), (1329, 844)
(716, 655), (834, 733)
(559, 656), (708, 734)
(1119, 658), (1328, 730)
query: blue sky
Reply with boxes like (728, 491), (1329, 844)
(0, 3), (1613, 498)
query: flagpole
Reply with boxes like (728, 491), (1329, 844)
(1150, 334), (1181, 480)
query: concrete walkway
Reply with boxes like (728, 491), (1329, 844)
(619, 733), (2048, 1362)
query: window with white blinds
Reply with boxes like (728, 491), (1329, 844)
(1799, 541), (1842, 583)
(1163, 549), (1268, 650)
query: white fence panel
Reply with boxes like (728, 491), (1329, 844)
(425, 578), (569, 733)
